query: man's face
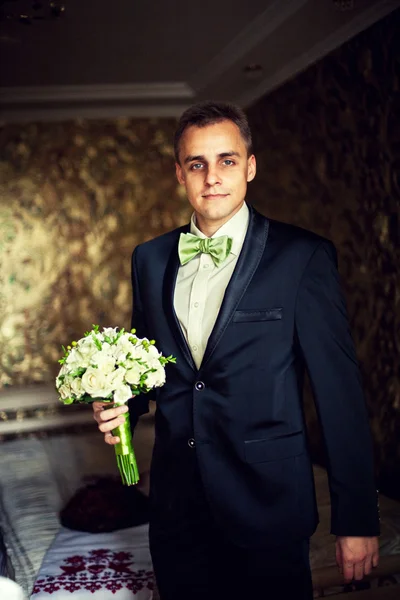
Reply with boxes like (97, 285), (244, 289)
(175, 120), (256, 232)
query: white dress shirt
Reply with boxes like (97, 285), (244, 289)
(174, 202), (249, 369)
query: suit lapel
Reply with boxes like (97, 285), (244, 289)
(162, 224), (197, 372)
(201, 206), (269, 369)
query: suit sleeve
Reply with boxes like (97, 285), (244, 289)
(295, 240), (380, 536)
(127, 247), (151, 429)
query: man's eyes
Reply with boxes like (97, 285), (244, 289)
(189, 159), (235, 170)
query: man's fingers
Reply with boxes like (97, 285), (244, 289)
(371, 540), (380, 568)
(342, 563), (354, 583)
(92, 404), (128, 425)
(93, 401), (109, 411)
(98, 416), (126, 433)
(99, 405), (128, 421)
(337, 536), (380, 584)
(364, 555), (373, 577)
(353, 560), (365, 581)
(104, 431), (120, 445)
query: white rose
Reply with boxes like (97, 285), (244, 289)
(58, 377), (73, 400)
(113, 384), (132, 405)
(107, 366), (126, 390)
(146, 345), (161, 359)
(134, 344), (151, 361)
(56, 364), (69, 388)
(76, 337), (99, 367)
(100, 341), (115, 354)
(115, 338), (138, 363)
(57, 364), (69, 376)
(81, 367), (114, 399)
(145, 365), (166, 388)
(125, 362), (144, 386)
(65, 348), (82, 370)
(90, 350), (115, 373)
(70, 377), (84, 398)
(147, 356), (162, 370)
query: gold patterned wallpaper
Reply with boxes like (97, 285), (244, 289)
(0, 11), (398, 494)
(0, 119), (190, 386)
(247, 9), (399, 497)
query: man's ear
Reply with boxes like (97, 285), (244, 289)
(247, 155), (256, 182)
(175, 162), (185, 185)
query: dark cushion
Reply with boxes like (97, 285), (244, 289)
(59, 476), (150, 533)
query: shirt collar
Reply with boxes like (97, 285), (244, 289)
(190, 202), (249, 257)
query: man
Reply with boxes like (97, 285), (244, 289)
(93, 102), (379, 599)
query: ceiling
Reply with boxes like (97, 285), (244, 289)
(0, 0), (399, 121)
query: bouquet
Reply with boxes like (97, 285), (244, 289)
(55, 325), (175, 485)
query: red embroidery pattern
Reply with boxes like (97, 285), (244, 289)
(32, 548), (154, 595)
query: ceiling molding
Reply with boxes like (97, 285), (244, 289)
(0, 1), (397, 122)
(0, 102), (191, 123)
(189, 0), (308, 93)
(235, 0), (400, 107)
(0, 82), (195, 104)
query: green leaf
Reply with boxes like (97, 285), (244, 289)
(91, 332), (102, 351)
(69, 367), (86, 378)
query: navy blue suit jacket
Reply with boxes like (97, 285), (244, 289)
(129, 205), (379, 548)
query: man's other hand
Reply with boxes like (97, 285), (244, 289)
(336, 536), (379, 583)
(92, 401), (129, 445)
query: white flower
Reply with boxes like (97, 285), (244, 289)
(102, 327), (119, 341)
(113, 384), (132, 405)
(58, 375), (78, 401)
(108, 366), (126, 390)
(90, 350), (116, 373)
(56, 364), (69, 388)
(145, 364), (166, 388)
(58, 381), (72, 400)
(81, 367), (114, 399)
(125, 362), (144, 386)
(115, 337), (138, 363)
(146, 345), (161, 359)
(75, 337), (99, 367)
(70, 377), (84, 398)
(65, 347), (82, 370)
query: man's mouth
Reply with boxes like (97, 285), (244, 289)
(202, 193), (229, 199)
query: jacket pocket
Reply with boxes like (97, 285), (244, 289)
(244, 430), (304, 464)
(233, 308), (283, 323)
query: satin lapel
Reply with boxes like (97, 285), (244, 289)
(201, 207), (269, 369)
(162, 225), (196, 372)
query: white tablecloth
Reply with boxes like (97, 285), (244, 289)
(30, 525), (154, 599)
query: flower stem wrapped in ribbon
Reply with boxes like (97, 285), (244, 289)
(55, 325), (176, 485)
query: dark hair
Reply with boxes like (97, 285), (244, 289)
(174, 101), (253, 164)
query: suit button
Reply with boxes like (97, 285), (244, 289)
(188, 438), (196, 448)
(195, 381), (205, 391)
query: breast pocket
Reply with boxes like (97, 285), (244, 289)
(233, 308), (283, 323)
(244, 430), (304, 464)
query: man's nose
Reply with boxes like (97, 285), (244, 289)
(205, 166), (221, 186)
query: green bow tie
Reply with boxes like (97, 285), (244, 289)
(178, 232), (233, 267)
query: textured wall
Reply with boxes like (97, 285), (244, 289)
(247, 10), (399, 497)
(0, 119), (190, 386)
